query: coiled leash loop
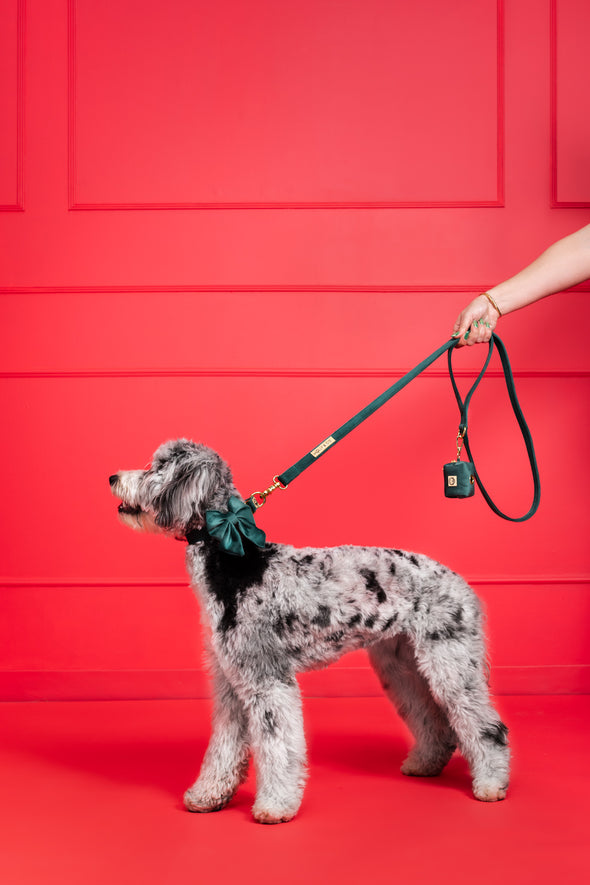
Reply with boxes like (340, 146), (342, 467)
(446, 334), (540, 522)
(246, 333), (540, 523)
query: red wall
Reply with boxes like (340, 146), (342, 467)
(1, 0), (589, 699)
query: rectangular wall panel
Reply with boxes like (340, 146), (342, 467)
(551, 0), (590, 206)
(1, 288), (589, 374)
(0, 372), (588, 581)
(0, 0), (23, 209)
(70, 0), (503, 208)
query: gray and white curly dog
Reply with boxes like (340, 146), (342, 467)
(109, 438), (509, 824)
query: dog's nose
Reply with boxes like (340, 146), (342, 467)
(109, 474), (119, 488)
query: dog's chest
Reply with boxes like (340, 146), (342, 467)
(186, 541), (279, 634)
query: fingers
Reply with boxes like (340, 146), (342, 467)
(452, 319), (470, 345)
(454, 320), (493, 346)
(452, 297), (498, 346)
(452, 311), (478, 345)
(464, 319), (493, 346)
(453, 315), (488, 347)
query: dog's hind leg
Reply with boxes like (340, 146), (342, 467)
(242, 678), (308, 824)
(411, 631), (510, 802)
(369, 636), (457, 777)
(184, 664), (250, 814)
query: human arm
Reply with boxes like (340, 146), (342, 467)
(452, 223), (590, 345)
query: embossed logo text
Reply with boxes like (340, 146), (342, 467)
(311, 436), (336, 458)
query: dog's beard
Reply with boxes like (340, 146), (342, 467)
(117, 505), (160, 533)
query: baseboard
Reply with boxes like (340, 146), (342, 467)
(1, 664), (588, 701)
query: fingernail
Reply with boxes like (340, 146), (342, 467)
(464, 331), (470, 340)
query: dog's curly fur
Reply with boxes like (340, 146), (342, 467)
(110, 438), (509, 824)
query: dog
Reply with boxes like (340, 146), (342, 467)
(109, 438), (509, 823)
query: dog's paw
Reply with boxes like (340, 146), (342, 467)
(252, 800), (299, 825)
(183, 787), (234, 814)
(401, 751), (448, 778)
(472, 781), (508, 802)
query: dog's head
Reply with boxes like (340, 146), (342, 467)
(109, 439), (235, 538)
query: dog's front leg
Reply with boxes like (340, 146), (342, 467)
(244, 678), (308, 824)
(184, 665), (250, 814)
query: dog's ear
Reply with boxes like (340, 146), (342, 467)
(153, 461), (216, 533)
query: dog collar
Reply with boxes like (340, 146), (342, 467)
(185, 527), (209, 546)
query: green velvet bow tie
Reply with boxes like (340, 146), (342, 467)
(205, 496), (266, 556)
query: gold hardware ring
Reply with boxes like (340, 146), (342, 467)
(248, 476), (288, 509)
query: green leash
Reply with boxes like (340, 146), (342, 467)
(245, 333), (540, 523)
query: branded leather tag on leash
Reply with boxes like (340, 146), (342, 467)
(245, 333), (541, 524)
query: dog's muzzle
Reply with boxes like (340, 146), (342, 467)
(109, 474), (143, 516)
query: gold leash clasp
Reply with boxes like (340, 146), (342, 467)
(248, 476), (288, 510)
(455, 427), (466, 461)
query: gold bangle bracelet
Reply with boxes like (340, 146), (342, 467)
(481, 291), (502, 317)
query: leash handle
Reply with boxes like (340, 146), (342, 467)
(447, 335), (541, 522)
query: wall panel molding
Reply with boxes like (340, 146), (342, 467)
(1, 368), (588, 380)
(2, 283), (589, 295)
(550, 0), (590, 207)
(68, 0), (504, 210)
(0, 0), (25, 211)
(67, 0), (76, 212)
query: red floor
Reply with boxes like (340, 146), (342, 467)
(0, 696), (588, 885)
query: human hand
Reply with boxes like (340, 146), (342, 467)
(451, 294), (499, 346)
